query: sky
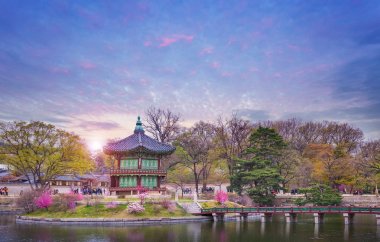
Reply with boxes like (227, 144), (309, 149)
(0, 0), (379, 148)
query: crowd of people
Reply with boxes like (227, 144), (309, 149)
(181, 187), (216, 194)
(182, 187), (192, 194)
(201, 187), (215, 193)
(45, 187), (106, 196)
(0, 187), (8, 196)
(81, 187), (105, 195)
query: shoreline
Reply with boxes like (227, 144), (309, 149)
(15, 215), (213, 225)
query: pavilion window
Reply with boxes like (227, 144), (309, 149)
(119, 176), (137, 187)
(120, 159), (138, 169)
(141, 176), (157, 188)
(142, 159), (158, 170)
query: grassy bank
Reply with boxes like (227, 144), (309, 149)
(26, 203), (190, 219)
(199, 201), (243, 209)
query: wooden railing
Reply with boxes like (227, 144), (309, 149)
(109, 187), (166, 192)
(200, 206), (380, 214)
(109, 168), (167, 175)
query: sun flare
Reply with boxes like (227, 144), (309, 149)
(88, 140), (103, 152)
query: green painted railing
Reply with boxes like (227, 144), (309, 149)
(200, 207), (380, 214)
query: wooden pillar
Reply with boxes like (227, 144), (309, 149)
(376, 215), (380, 226)
(157, 176), (161, 188)
(260, 213), (273, 223)
(343, 213), (355, 224)
(158, 158), (161, 169)
(212, 213), (225, 221)
(313, 213), (324, 224)
(137, 176), (141, 187)
(240, 213), (248, 221)
(285, 213), (297, 223)
(117, 158), (121, 169)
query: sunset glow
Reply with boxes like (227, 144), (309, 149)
(0, 1), (379, 142)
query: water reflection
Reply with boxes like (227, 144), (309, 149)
(314, 223), (320, 239)
(1, 215), (380, 242)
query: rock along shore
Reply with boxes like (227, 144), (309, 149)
(16, 215), (213, 225)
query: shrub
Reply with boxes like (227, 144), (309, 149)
(66, 192), (83, 210)
(138, 192), (149, 205)
(16, 191), (38, 213)
(248, 188), (276, 206)
(227, 193), (240, 203)
(53, 192), (83, 211)
(167, 204), (176, 213)
(106, 201), (118, 209)
(84, 195), (92, 206)
(297, 184), (342, 206)
(152, 204), (162, 214)
(240, 195), (253, 206)
(215, 190), (228, 204)
(159, 199), (173, 209)
(34, 192), (53, 210)
(127, 202), (145, 214)
(159, 199), (176, 212)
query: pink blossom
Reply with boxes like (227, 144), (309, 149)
(138, 192), (149, 205)
(106, 201), (118, 209)
(215, 191), (228, 204)
(127, 202), (145, 214)
(34, 192), (53, 210)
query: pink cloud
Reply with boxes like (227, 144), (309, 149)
(200, 47), (214, 55)
(221, 72), (232, 77)
(144, 41), (152, 46)
(50, 67), (70, 75)
(159, 34), (194, 47)
(79, 61), (97, 70)
(210, 61), (220, 69)
(139, 78), (149, 86)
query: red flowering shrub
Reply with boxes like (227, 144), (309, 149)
(215, 190), (228, 204)
(34, 192), (53, 210)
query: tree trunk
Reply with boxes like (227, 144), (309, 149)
(202, 170), (207, 192)
(193, 163), (199, 196)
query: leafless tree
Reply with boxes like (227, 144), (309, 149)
(175, 121), (215, 195)
(144, 106), (181, 143)
(261, 119), (363, 154)
(323, 122), (363, 153)
(259, 118), (304, 152)
(214, 114), (253, 177)
(357, 140), (380, 173)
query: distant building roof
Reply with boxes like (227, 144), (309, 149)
(103, 116), (175, 155)
(54, 175), (82, 182)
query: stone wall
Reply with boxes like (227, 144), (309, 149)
(275, 194), (380, 206)
(341, 195), (380, 206)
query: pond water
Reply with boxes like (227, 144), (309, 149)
(1, 214), (379, 242)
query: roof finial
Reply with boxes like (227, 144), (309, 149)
(134, 115), (144, 133)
